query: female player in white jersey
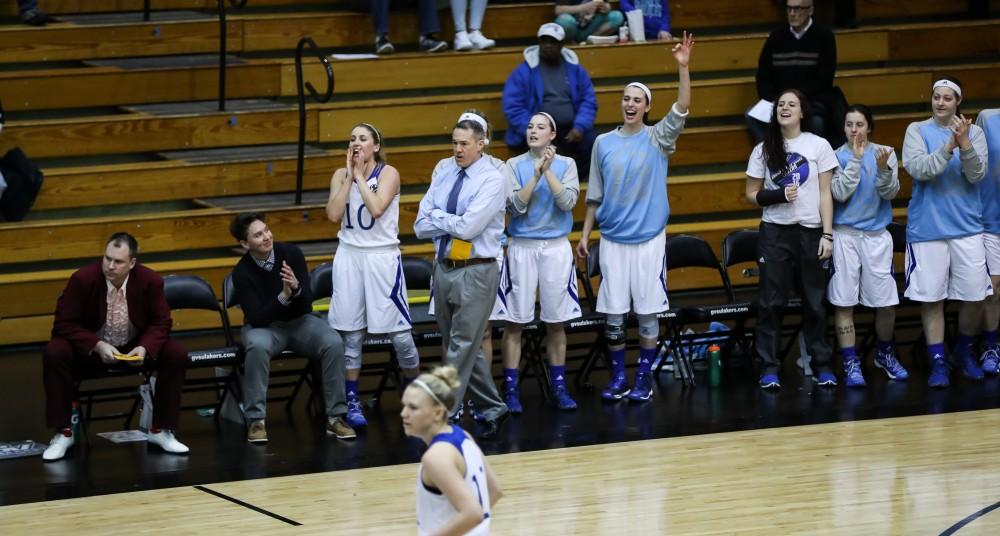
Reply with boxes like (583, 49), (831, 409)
(576, 31), (694, 403)
(500, 112), (581, 412)
(828, 104), (910, 387)
(902, 77), (989, 388)
(745, 89), (838, 390)
(428, 109), (510, 422)
(403, 365), (502, 535)
(975, 107), (1000, 375)
(326, 123), (420, 428)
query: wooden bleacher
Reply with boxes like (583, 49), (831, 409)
(0, 1), (996, 345)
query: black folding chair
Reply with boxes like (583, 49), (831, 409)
(164, 274), (241, 417)
(573, 241), (610, 390)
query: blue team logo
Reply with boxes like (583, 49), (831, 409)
(769, 152), (810, 188)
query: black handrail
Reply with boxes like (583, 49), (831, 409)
(294, 37), (335, 205)
(218, 0), (249, 111)
(143, 0), (150, 22)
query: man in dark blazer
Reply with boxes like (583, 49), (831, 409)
(41, 232), (189, 461)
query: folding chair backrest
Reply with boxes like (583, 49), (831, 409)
(222, 273), (238, 309)
(309, 261), (334, 299)
(403, 256), (433, 290)
(722, 230), (760, 303)
(586, 241), (601, 278)
(665, 234), (721, 270)
(163, 273), (237, 361)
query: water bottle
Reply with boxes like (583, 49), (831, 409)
(618, 23), (629, 43)
(708, 345), (722, 387)
(70, 400), (81, 437)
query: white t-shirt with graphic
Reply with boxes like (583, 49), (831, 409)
(746, 132), (837, 228)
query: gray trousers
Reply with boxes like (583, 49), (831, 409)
(433, 262), (508, 421)
(241, 314), (347, 421)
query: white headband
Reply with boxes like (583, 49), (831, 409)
(410, 379), (445, 407)
(932, 79), (962, 98)
(626, 82), (652, 105)
(534, 112), (557, 133)
(457, 112), (490, 145)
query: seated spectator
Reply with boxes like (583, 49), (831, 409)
(554, 0), (624, 44)
(619, 0), (672, 41)
(18, 0), (46, 26)
(363, 0), (448, 55)
(748, 0), (846, 146)
(42, 232), (189, 461)
(228, 212), (356, 444)
(451, 0), (496, 51)
(502, 23), (597, 179)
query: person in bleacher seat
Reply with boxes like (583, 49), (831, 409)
(325, 123), (421, 430)
(976, 108), (1000, 376)
(361, 0), (448, 55)
(553, 0), (624, 44)
(745, 89), (838, 390)
(618, 0), (672, 41)
(902, 78), (989, 388)
(450, 0), (496, 51)
(228, 212), (355, 443)
(502, 22), (598, 180)
(499, 112), (582, 413)
(828, 104), (910, 387)
(748, 0), (844, 146)
(41, 232), (189, 461)
(576, 32), (694, 403)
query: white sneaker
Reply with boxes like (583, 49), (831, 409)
(42, 431), (75, 461)
(454, 31), (473, 51)
(147, 430), (190, 454)
(468, 30), (495, 50)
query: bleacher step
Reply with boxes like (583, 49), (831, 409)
(86, 54), (245, 70)
(159, 143), (325, 163)
(196, 190), (328, 210)
(123, 98), (286, 116)
(53, 11), (214, 25)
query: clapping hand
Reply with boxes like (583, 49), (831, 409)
(951, 114), (972, 149)
(851, 131), (866, 159)
(280, 261), (299, 299)
(875, 146), (893, 170)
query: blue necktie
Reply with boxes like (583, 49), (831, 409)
(439, 169), (467, 261)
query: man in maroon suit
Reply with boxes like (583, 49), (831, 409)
(41, 232), (189, 460)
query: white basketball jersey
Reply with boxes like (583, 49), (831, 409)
(337, 162), (400, 248)
(416, 426), (491, 536)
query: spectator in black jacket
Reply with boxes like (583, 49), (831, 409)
(748, 0), (845, 145)
(229, 212), (355, 444)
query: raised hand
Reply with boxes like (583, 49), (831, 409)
(541, 145), (556, 173)
(951, 114), (972, 149)
(875, 146), (893, 170)
(671, 31), (694, 68)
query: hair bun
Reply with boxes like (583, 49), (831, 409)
(431, 365), (461, 391)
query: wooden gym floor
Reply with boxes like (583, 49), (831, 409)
(1, 409), (999, 534)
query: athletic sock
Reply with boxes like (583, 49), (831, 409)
(876, 340), (894, 355)
(345, 380), (360, 402)
(637, 347), (656, 375)
(503, 368), (519, 389)
(609, 348), (626, 377)
(983, 330), (998, 350)
(955, 335), (975, 358)
(927, 342), (946, 361)
(841, 346), (858, 362)
(549, 365), (566, 390)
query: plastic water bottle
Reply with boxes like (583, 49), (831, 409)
(70, 400), (81, 437)
(619, 23), (629, 43)
(708, 345), (722, 387)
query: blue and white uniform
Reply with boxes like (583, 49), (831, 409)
(428, 154), (511, 321)
(902, 117), (991, 302)
(586, 103), (687, 314)
(328, 162), (413, 334)
(828, 142), (900, 308)
(502, 152), (582, 324)
(976, 109), (1000, 276)
(416, 426), (491, 536)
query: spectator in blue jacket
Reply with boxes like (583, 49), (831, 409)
(619, 0), (672, 41)
(502, 22), (598, 179)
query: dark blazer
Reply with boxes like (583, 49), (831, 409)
(51, 260), (173, 359)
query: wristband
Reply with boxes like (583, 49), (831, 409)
(756, 188), (788, 207)
(821, 235), (833, 242)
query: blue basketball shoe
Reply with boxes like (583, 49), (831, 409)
(843, 358), (866, 388)
(601, 374), (631, 401)
(874, 347), (910, 380)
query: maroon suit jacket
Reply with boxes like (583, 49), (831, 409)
(51, 260), (173, 359)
